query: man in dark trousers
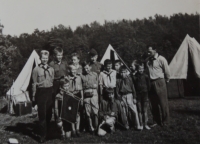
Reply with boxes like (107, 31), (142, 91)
(146, 45), (170, 127)
(32, 50), (54, 143)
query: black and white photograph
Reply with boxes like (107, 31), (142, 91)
(0, 0), (199, 143)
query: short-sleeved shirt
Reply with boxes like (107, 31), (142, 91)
(32, 64), (54, 95)
(66, 75), (83, 92)
(99, 69), (117, 88)
(81, 72), (98, 90)
(49, 60), (68, 80)
(90, 61), (103, 75)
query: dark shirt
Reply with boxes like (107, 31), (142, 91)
(90, 61), (103, 75)
(132, 73), (150, 93)
(99, 99), (121, 120)
(116, 75), (136, 99)
(116, 72), (121, 80)
(49, 60), (68, 80)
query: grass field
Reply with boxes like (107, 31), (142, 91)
(0, 97), (200, 144)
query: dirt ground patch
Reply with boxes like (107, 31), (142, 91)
(0, 98), (200, 144)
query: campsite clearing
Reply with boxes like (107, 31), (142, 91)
(0, 97), (200, 143)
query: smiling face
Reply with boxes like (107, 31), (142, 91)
(84, 64), (91, 74)
(41, 55), (49, 65)
(105, 63), (112, 72)
(69, 65), (77, 77)
(147, 47), (156, 57)
(55, 52), (63, 62)
(138, 66), (144, 74)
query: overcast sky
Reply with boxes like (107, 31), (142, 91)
(0, 0), (199, 36)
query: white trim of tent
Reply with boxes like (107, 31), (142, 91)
(100, 44), (131, 72)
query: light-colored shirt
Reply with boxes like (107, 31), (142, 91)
(81, 72), (98, 89)
(99, 69), (117, 88)
(146, 53), (170, 80)
(32, 64), (54, 95)
(66, 75), (83, 92)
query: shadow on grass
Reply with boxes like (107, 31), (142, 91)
(4, 121), (61, 142)
(4, 121), (39, 141)
(174, 109), (200, 117)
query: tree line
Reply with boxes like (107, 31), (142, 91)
(0, 13), (199, 96)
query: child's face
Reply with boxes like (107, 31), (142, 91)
(138, 66), (144, 74)
(120, 69), (128, 78)
(115, 63), (121, 72)
(108, 93), (114, 100)
(41, 55), (49, 65)
(55, 52), (63, 62)
(70, 67), (77, 76)
(106, 64), (112, 72)
(84, 65), (91, 74)
(90, 55), (98, 63)
(72, 56), (79, 65)
(62, 83), (70, 91)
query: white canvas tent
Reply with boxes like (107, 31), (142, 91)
(6, 50), (40, 113)
(168, 34), (200, 98)
(100, 44), (131, 72)
(169, 34), (200, 79)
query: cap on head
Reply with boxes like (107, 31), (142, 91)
(89, 49), (98, 57)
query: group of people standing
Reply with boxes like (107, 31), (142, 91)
(32, 46), (170, 143)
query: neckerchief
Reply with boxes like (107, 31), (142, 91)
(39, 64), (50, 79)
(103, 70), (113, 82)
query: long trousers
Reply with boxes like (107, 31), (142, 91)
(149, 78), (169, 125)
(121, 93), (140, 128)
(36, 87), (53, 138)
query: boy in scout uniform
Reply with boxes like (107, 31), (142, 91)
(49, 47), (68, 120)
(81, 61), (99, 135)
(66, 64), (83, 137)
(32, 50), (54, 143)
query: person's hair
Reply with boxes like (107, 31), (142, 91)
(146, 43), (157, 50)
(104, 59), (112, 66)
(40, 50), (49, 58)
(53, 47), (63, 55)
(132, 60), (138, 65)
(114, 60), (122, 65)
(60, 79), (69, 87)
(136, 62), (144, 70)
(68, 64), (76, 71)
(71, 52), (80, 60)
(82, 61), (90, 68)
(120, 65), (127, 72)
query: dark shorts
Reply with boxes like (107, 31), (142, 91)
(62, 120), (72, 132)
(137, 92), (149, 113)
